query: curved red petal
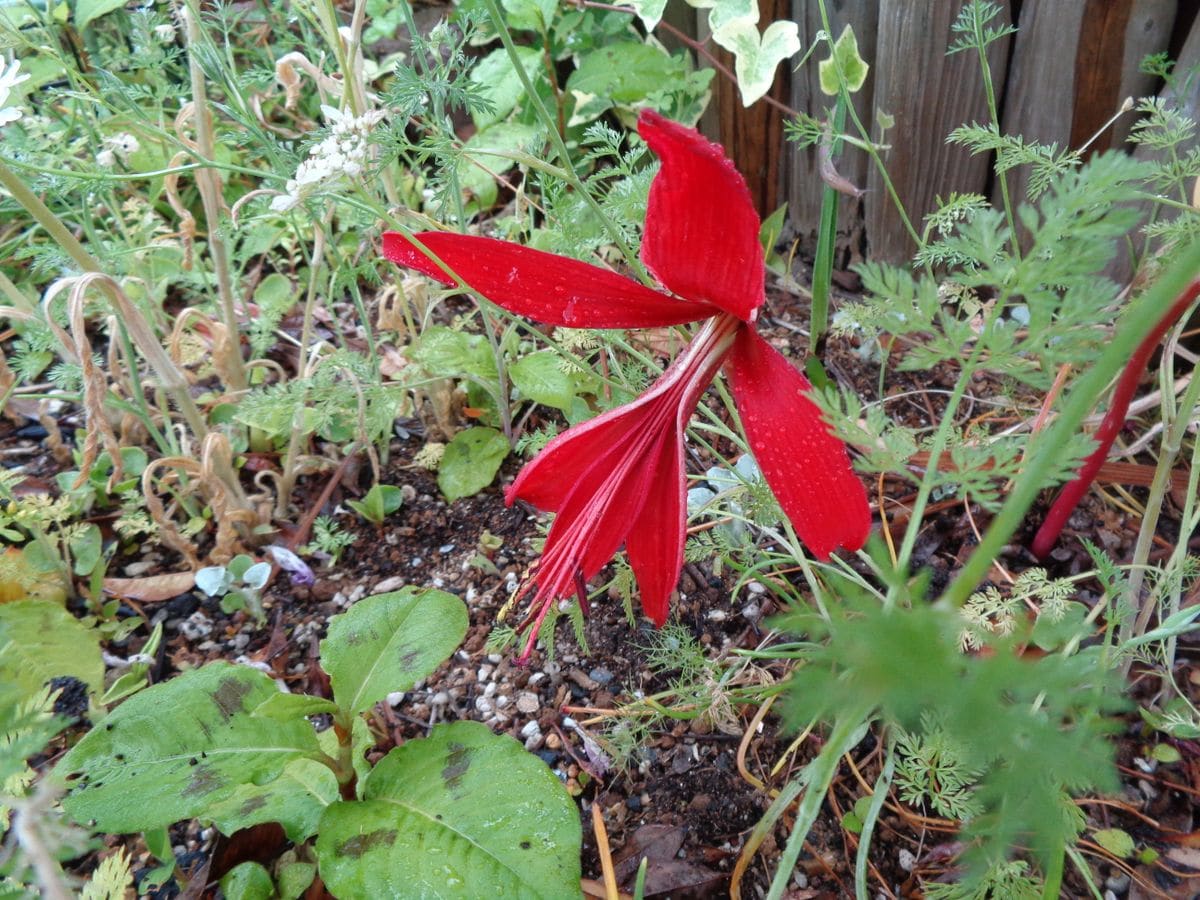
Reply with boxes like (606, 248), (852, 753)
(623, 409), (689, 627)
(725, 327), (870, 559)
(383, 231), (711, 328)
(637, 110), (764, 322)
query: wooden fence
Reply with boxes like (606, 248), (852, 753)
(704, 0), (1199, 267)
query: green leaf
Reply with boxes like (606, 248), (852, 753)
(58, 662), (322, 833)
(0, 600), (102, 701)
(321, 588), (468, 716)
(622, 0), (668, 29)
(277, 861), (317, 900)
(410, 326), (497, 381)
(712, 19), (800, 107)
(438, 427), (509, 501)
(685, 0), (757, 32)
(347, 484), (404, 524)
(469, 46), (541, 128)
(500, 0), (556, 30)
(315, 721), (581, 898)
(219, 862), (275, 900)
(819, 24), (870, 95)
(206, 757), (339, 842)
(1151, 742), (1182, 764)
(509, 351), (586, 411)
(74, 0), (127, 30)
(457, 122), (540, 213)
(566, 42), (681, 121)
(1093, 828), (1135, 859)
(250, 693), (339, 722)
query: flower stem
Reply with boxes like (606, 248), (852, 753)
(942, 239), (1200, 609)
(1031, 277), (1200, 559)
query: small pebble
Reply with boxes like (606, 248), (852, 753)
(386, 691), (405, 707)
(898, 848), (916, 872)
(473, 696), (493, 714)
(520, 720), (541, 739)
(515, 692), (540, 714)
(545, 732), (562, 750)
(123, 560), (156, 577)
(374, 576), (405, 593)
(439, 543), (455, 553)
(431, 692), (450, 706)
(180, 611), (213, 640)
(1105, 872), (1130, 894)
(588, 667), (613, 685)
(746, 581), (765, 594)
(626, 795), (642, 811)
(536, 750), (558, 767)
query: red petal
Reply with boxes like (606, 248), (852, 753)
(725, 328), (870, 559)
(382, 231), (711, 328)
(637, 110), (764, 322)
(623, 409), (689, 626)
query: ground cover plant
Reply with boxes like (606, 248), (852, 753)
(1, 0), (1200, 897)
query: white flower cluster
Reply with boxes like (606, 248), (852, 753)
(0, 58), (30, 127)
(271, 105), (386, 212)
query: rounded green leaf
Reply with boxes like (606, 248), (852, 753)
(219, 862), (274, 900)
(509, 350), (583, 412)
(1094, 827), (1135, 859)
(0, 600), (102, 702)
(57, 662), (322, 834)
(321, 588), (468, 716)
(316, 721), (581, 899)
(437, 427), (509, 501)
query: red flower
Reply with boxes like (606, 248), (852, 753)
(384, 110), (870, 659)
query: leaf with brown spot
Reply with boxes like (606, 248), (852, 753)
(321, 587), (468, 715)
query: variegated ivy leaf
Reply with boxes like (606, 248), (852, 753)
(713, 19), (801, 107)
(686, 0), (758, 33)
(623, 0), (669, 30)
(819, 24), (870, 95)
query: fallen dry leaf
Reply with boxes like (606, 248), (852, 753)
(103, 571), (195, 602)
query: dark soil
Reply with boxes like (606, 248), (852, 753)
(6, 277), (1200, 899)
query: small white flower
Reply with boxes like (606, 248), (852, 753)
(270, 105), (386, 212)
(0, 58), (30, 127)
(95, 148), (117, 168)
(105, 132), (140, 157)
(153, 22), (176, 43)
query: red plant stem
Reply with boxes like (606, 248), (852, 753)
(1031, 278), (1200, 559)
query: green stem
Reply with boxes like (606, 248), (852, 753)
(971, 11), (1020, 262)
(810, 96), (847, 349)
(0, 159), (104, 274)
(183, 1), (247, 391)
(766, 714), (869, 900)
(1126, 340), (1200, 644)
(941, 238), (1200, 608)
(854, 734), (895, 900)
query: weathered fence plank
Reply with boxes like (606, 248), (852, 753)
(785, 0), (879, 245)
(863, 0), (1013, 263)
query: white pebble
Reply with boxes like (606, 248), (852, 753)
(386, 691), (405, 707)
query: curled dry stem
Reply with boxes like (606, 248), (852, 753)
(141, 433), (260, 567)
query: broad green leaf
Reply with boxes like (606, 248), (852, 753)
(58, 662), (322, 833)
(438, 427), (509, 501)
(713, 19), (800, 107)
(468, 46), (541, 128)
(509, 350), (587, 411)
(74, 0), (126, 30)
(206, 757), (339, 842)
(567, 42), (680, 105)
(457, 122), (540, 212)
(316, 721), (581, 899)
(278, 861), (316, 900)
(410, 326), (497, 381)
(321, 588), (468, 716)
(219, 862), (274, 900)
(0, 601), (102, 701)
(251, 693), (338, 721)
(819, 24), (870, 95)
(500, 0), (556, 30)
